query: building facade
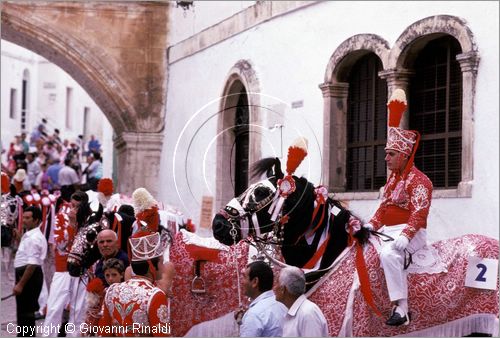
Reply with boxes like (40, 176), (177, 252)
(160, 1), (499, 242)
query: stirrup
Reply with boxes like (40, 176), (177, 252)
(191, 276), (206, 294)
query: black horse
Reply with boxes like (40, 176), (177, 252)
(212, 157), (369, 284)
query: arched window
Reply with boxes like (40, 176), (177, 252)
(346, 53), (387, 191)
(409, 36), (463, 188)
(233, 91), (249, 196)
(21, 69), (30, 131)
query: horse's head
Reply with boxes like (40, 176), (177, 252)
(213, 158), (316, 255)
(67, 202), (107, 277)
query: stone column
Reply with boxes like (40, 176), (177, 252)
(319, 81), (349, 192)
(456, 51), (480, 196)
(114, 131), (164, 198)
(378, 68), (414, 129)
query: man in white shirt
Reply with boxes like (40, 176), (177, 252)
(58, 158), (80, 202)
(274, 266), (329, 337)
(13, 206), (48, 337)
(238, 260), (287, 337)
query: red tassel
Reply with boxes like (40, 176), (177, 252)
(355, 244), (382, 317)
(286, 146), (307, 175)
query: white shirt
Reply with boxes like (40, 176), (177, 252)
(282, 294), (329, 337)
(14, 226), (48, 268)
(240, 290), (287, 337)
(58, 165), (80, 186)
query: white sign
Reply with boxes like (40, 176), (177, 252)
(465, 256), (498, 290)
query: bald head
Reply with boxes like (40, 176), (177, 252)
(97, 229), (119, 259)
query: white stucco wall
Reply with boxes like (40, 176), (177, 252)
(160, 1), (499, 242)
(168, 1), (256, 45)
(1, 40), (39, 149)
(1, 40), (114, 178)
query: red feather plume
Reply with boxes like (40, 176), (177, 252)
(387, 89), (407, 128)
(97, 178), (114, 196)
(286, 138), (308, 175)
(87, 277), (105, 294)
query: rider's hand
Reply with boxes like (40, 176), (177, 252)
(393, 235), (409, 251)
(348, 216), (362, 233)
(363, 223), (374, 231)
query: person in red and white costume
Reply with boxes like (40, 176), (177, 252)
(100, 230), (170, 337)
(42, 191), (89, 337)
(351, 88), (433, 326)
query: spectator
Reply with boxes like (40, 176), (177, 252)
(12, 168), (31, 193)
(20, 133), (30, 154)
(87, 135), (101, 155)
(42, 141), (59, 164)
(83, 152), (102, 191)
(26, 153), (41, 189)
(13, 206), (47, 337)
(30, 122), (48, 146)
(58, 159), (80, 202)
(46, 157), (63, 191)
(52, 129), (62, 147)
(93, 229), (129, 286)
(35, 162), (52, 192)
(275, 266), (328, 337)
(238, 260), (287, 337)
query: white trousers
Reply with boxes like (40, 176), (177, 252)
(379, 224), (427, 301)
(42, 271), (88, 337)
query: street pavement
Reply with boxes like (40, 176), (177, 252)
(1, 264), (46, 337)
(1, 263), (18, 337)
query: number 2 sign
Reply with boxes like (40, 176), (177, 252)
(465, 257), (498, 290)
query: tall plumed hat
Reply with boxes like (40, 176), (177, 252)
(132, 187), (159, 233)
(1, 172), (10, 194)
(385, 89), (419, 157)
(128, 231), (165, 262)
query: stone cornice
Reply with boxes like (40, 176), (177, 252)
(168, 1), (318, 64)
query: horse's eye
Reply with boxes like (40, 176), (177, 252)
(225, 206), (239, 217)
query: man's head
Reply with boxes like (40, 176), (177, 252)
(274, 266), (305, 306)
(385, 149), (409, 173)
(23, 206), (42, 230)
(242, 260), (274, 299)
(26, 153), (35, 163)
(97, 229), (119, 259)
(68, 191), (89, 224)
(385, 88), (419, 174)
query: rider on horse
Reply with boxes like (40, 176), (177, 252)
(350, 88), (433, 326)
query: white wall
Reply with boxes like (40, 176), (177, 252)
(1, 40), (114, 178)
(161, 1), (499, 242)
(1, 40), (39, 149)
(168, 1), (256, 45)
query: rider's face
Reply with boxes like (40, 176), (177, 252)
(385, 150), (408, 173)
(68, 199), (81, 224)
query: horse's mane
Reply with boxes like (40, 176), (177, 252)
(251, 157), (284, 180)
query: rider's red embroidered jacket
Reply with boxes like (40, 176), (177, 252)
(369, 165), (433, 240)
(100, 276), (169, 336)
(53, 210), (76, 272)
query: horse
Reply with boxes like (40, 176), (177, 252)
(212, 157), (500, 336)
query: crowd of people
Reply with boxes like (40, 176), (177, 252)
(1, 119), (103, 197)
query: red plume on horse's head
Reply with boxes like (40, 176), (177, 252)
(286, 137), (308, 175)
(97, 178), (114, 196)
(387, 88), (407, 128)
